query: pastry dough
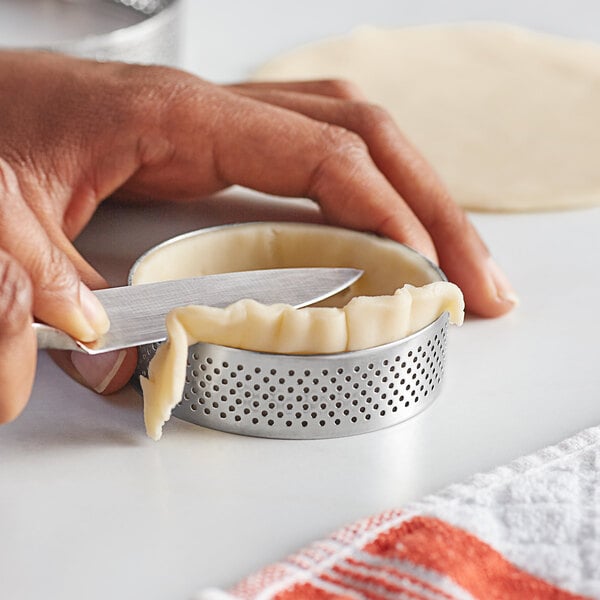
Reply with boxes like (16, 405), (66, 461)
(131, 222), (444, 300)
(254, 24), (600, 212)
(131, 223), (464, 440)
(140, 283), (464, 441)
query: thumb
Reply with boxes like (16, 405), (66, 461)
(48, 233), (139, 395)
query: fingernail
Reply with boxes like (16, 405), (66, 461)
(487, 258), (519, 306)
(71, 349), (127, 394)
(79, 283), (111, 338)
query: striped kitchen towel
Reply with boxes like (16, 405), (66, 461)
(198, 426), (600, 600)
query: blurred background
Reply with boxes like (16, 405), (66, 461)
(2, 0), (600, 82)
(179, 0), (600, 81)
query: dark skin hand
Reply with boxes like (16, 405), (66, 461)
(0, 51), (516, 424)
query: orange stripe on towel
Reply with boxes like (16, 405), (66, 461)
(323, 568), (434, 600)
(275, 516), (589, 600)
(276, 583), (353, 600)
(343, 556), (457, 599)
(364, 516), (588, 600)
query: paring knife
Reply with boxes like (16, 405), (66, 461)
(34, 267), (363, 355)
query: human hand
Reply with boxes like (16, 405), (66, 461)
(0, 51), (516, 423)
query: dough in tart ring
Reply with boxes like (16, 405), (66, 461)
(141, 282), (464, 441)
(255, 23), (600, 212)
(131, 222), (464, 440)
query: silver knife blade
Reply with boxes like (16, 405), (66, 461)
(34, 267), (363, 355)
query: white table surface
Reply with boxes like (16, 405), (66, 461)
(2, 1), (600, 599)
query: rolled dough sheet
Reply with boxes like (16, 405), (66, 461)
(254, 23), (600, 212)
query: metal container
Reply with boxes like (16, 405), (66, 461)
(131, 223), (451, 440)
(1, 0), (181, 66)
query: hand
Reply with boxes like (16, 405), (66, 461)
(0, 51), (516, 424)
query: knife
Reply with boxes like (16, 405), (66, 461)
(34, 267), (363, 354)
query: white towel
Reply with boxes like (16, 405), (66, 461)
(198, 426), (600, 599)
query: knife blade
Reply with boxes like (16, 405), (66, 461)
(34, 267), (363, 355)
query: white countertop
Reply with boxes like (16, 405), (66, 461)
(2, 2), (600, 599)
